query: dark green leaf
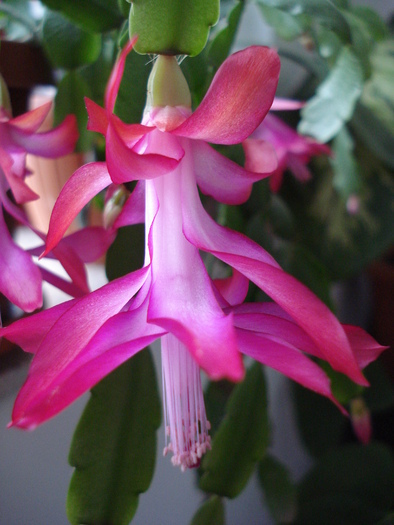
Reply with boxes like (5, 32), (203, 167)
(199, 363), (269, 498)
(299, 47), (364, 142)
(331, 126), (361, 199)
(293, 382), (346, 458)
(204, 379), (235, 437)
(42, 10), (102, 69)
(190, 496), (225, 525)
(80, 37), (116, 106)
(129, 0), (220, 56)
(364, 361), (394, 413)
(207, 1), (245, 69)
(258, 455), (297, 524)
(349, 6), (388, 43)
(258, 4), (304, 40)
(54, 70), (93, 152)
(294, 443), (394, 525)
(114, 48), (152, 124)
(67, 349), (161, 525)
(359, 39), (394, 138)
(319, 361), (363, 405)
(41, 0), (123, 33)
(106, 224), (145, 281)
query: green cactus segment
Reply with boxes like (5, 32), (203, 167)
(129, 0), (219, 56)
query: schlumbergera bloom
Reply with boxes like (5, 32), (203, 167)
(0, 75), (114, 312)
(243, 99), (330, 192)
(1, 40), (386, 471)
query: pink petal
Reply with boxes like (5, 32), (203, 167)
(38, 266), (88, 299)
(106, 122), (181, 184)
(0, 148), (38, 204)
(172, 46), (280, 144)
(60, 226), (117, 263)
(193, 140), (276, 205)
(181, 178), (368, 386)
(0, 298), (78, 353)
(213, 270), (249, 307)
(114, 181), (145, 228)
(9, 115), (78, 157)
(146, 170), (244, 382)
(0, 209), (42, 312)
(238, 328), (345, 413)
(10, 266), (149, 429)
(243, 138), (279, 175)
(105, 37), (138, 114)
(343, 325), (389, 369)
(85, 97), (109, 135)
(43, 162), (111, 256)
(270, 98), (305, 111)
(51, 242), (90, 295)
(9, 102), (52, 132)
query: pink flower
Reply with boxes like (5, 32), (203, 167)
(0, 100), (113, 311)
(243, 99), (330, 192)
(1, 40), (386, 470)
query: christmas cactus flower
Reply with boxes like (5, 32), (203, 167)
(243, 99), (330, 192)
(1, 40), (386, 471)
(0, 82), (113, 312)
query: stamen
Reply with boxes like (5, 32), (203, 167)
(161, 334), (211, 472)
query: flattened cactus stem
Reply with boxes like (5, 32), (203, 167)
(0, 74), (12, 115)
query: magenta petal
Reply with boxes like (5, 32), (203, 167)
(1, 298), (78, 353)
(105, 37), (137, 113)
(51, 242), (90, 295)
(270, 98), (305, 111)
(172, 46), (280, 144)
(10, 267), (149, 429)
(243, 138), (279, 175)
(213, 270), (249, 307)
(9, 102), (52, 132)
(85, 97), (108, 135)
(343, 325), (389, 369)
(193, 141), (276, 205)
(61, 227), (117, 263)
(9, 115), (78, 157)
(114, 181), (145, 228)
(146, 171), (244, 382)
(238, 329), (345, 412)
(181, 181), (367, 386)
(106, 122), (180, 184)
(43, 162), (111, 256)
(0, 209), (42, 312)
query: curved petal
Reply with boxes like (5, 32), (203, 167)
(213, 270), (249, 307)
(238, 329), (345, 413)
(9, 115), (78, 157)
(10, 266), (149, 429)
(51, 242), (90, 295)
(43, 162), (111, 256)
(0, 297), (79, 354)
(172, 46), (280, 144)
(146, 165), (244, 382)
(9, 102), (52, 132)
(105, 37), (138, 113)
(243, 138), (279, 175)
(181, 177), (367, 386)
(114, 181), (145, 228)
(60, 226), (117, 263)
(85, 97), (108, 135)
(106, 122), (181, 184)
(343, 325), (389, 369)
(0, 209), (42, 312)
(11, 296), (161, 429)
(193, 141), (276, 205)
(270, 98), (305, 111)
(0, 147), (38, 204)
